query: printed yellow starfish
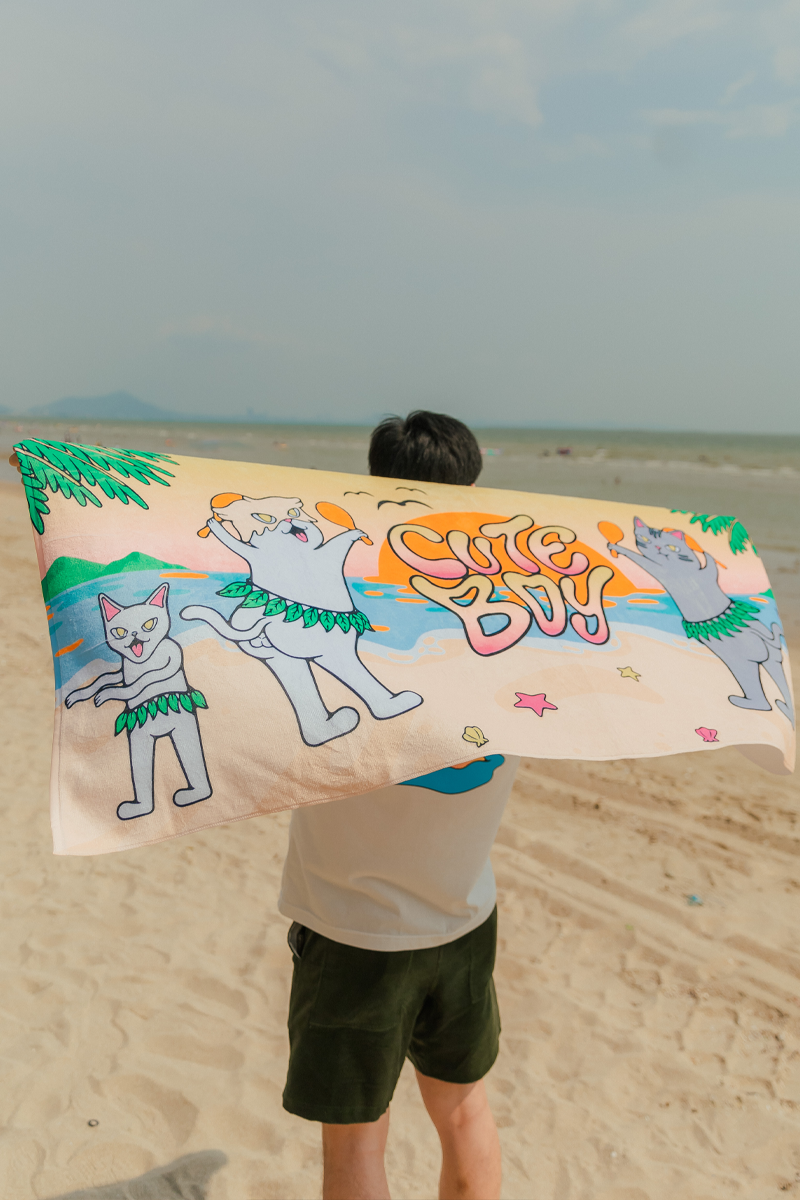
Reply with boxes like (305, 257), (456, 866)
(617, 666), (641, 681)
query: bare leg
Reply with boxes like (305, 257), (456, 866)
(724, 660), (772, 710)
(316, 643), (422, 720)
(170, 711), (213, 806)
(260, 649), (360, 746)
(702, 634), (771, 711)
(119, 725), (156, 820)
(321, 1112), (390, 1200)
(762, 637), (795, 725)
(415, 1072), (501, 1200)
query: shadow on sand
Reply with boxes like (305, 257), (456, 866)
(46, 1150), (227, 1200)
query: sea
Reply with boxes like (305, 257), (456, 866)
(3, 418), (798, 647)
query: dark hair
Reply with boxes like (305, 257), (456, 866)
(368, 411), (482, 486)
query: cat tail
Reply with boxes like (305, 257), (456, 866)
(750, 620), (784, 646)
(180, 604), (271, 641)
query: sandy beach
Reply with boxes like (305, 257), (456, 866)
(2, 446), (800, 1198)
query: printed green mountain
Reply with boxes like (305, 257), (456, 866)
(42, 552), (190, 603)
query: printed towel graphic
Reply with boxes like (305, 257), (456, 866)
(15, 440), (795, 856)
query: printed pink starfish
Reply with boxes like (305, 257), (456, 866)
(515, 692), (558, 717)
(695, 727), (718, 743)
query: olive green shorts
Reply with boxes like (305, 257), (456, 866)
(282, 908), (500, 1125)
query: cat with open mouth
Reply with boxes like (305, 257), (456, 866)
(64, 583), (213, 820)
(182, 492), (423, 747)
(611, 518), (793, 723)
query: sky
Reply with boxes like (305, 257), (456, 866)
(1, 1), (800, 431)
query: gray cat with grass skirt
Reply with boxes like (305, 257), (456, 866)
(65, 582), (212, 820)
(610, 518), (793, 724)
(181, 495), (422, 747)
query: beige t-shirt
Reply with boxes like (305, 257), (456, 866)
(278, 754), (519, 951)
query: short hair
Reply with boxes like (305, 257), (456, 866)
(368, 411), (482, 486)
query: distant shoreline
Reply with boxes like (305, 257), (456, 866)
(4, 416), (800, 443)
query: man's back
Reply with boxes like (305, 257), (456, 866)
(280, 754), (520, 950)
(281, 411), (507, 1200)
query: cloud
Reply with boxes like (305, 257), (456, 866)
(2, 1), (800, 432)
(543, 133), (609, 162)
(157, 317), (340, 359)
(647, 100), (800, 139)
(763, 0), (800, 84)
(725, 101), (800, 138)
(159, 317), (268, 346)
(720, 70), (757, 105)
(312, 11), (544, 128)
(464, 33), (543, 127)
(617, 0), (730, 57)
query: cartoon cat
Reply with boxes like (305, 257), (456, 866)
(609, 518), (793, 723)
(65, 583), (212, 820)
(181, 494), (423, 746)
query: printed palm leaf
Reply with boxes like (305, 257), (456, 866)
(671, 510), (756, 556)
(13, 439), (176, 534)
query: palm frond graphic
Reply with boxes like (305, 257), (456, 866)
(13, 439), (176, 534)
(671, 511), (756, 556)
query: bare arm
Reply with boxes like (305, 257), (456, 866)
(318, 527), (366, 564)
(95, 644), (184, 705)
(65, 670), (123, 708)
(609, 542), (665, 585)
(609, 542), (642, 564)
(699, 552), (719, 581)
(206, 518), (255, 562)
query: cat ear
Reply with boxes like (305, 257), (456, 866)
(633, 517), (646, 529)
(147, 583), (169, 608)
(99, 594), (122, 621)
(671, 529), (686, 541)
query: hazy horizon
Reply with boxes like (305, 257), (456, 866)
(2, 4), (800, 433)
(6, 412), (800, 447)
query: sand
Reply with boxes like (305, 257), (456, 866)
(1, 475), (800, 1200)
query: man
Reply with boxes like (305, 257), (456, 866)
(279, 411), (518, 1200)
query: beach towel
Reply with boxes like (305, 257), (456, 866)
(14, 438), (795, 856)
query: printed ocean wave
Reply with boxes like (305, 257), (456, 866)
(47, 562), (782, 694)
